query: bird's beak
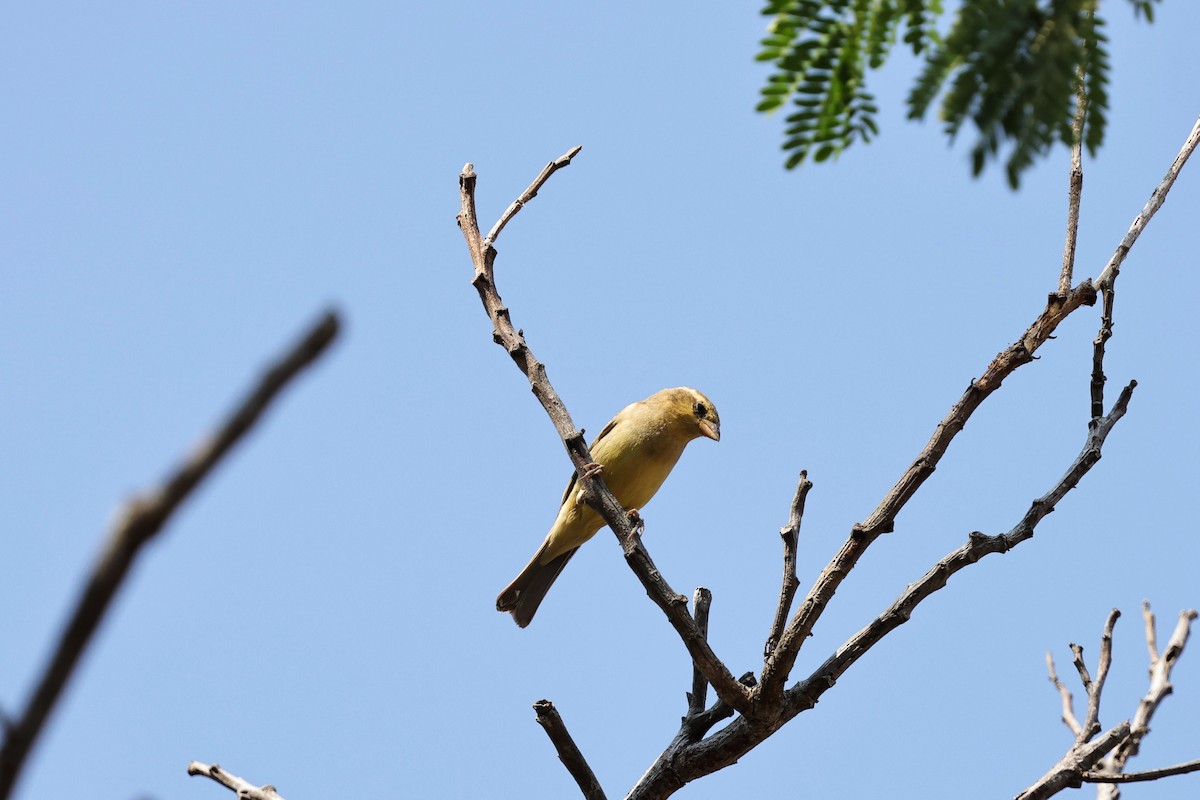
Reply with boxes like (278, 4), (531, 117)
(699, 419), (720, 442)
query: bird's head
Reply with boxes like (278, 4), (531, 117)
(662, 387), (720, 442)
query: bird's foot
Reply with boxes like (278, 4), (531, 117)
(626, 508), (645, 539)
(580, 462), (604, 480)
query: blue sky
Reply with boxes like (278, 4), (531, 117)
(2, 3), (1198, 799)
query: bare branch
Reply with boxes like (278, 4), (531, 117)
(764, 471), (811, 658)
(457, 154), (751, 713)
(760, 115), (1199, 703)
(1110, 607), (1198, 770)
(1046, 652), (1083, 737)
(1070, 643), (1093, 698)
(688, 589), (714, 717)
(0, 311), (340, 800)
(1096, 116), (1200, 290)
(187, 761), (286, 800)
(1042, 604), (1200, 800)
(783, 382), (1135, 716)
(1059, 70), (1087, 296)
(1142, 601), (1159, 664)
(533, 701), (607, 800)
(1080, 610), (1120, 744)
(485, 146), (583, 246)
(1090, 286), (1116, 420)
(1083, 758), (1200, 784)
(624, 384), (1138, 798)
(758, 277), (1099, 699)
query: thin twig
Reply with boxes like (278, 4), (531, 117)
(1059, 68), (1087, 296)
(1046, 652), (1083, 737)
(1096, 116), (1200, 290)
(1083, 758), (1200, 783)
(1142, 601), (1159, 665)
(0, 311), (340, 800)
(534, 700), (608, 800)
(187, 761), (286, 800)
(458, 153), (751, 714)
(1080, 609), (1120, 744)
(765, 471), (811, 658)
(1070, 643), (1093, 698)
(484, 146), (583, 247)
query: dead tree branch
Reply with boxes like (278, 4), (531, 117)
(688, 589), (714, 718)
(757, 114), (1200, 705)
(533, 701), (607, 800)
(1058, 70), (1087, 295)
(1091, 605), (1199, 799)
(1015, 723), (1132, 800)
(764, 472), (811, 658)
(1079, 610), (1120, 744)
(1046, 652), (1084, 737)
(0, 311), (340, 800)
(757, 278), (1098, 699)
(1083, 758), (1200, 784)
(1021, 604), (1198, 800)
(1095, 116), (1200, 291)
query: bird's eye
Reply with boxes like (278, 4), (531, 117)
(694, 401), (707, 418)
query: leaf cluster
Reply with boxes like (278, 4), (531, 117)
(756, 0), (1160, 186)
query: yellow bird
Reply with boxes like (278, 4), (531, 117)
(497, 387), (720, 627)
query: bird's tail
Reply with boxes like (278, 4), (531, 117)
(496, 545), (578, 628)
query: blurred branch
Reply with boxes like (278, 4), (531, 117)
(533, 701), (607, 800)
(0, 310), (340, 800)
(187, 761), (287, 800)
(457, 152), (751, 714)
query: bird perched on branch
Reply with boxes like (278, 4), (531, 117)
(497, 387), (720, 627)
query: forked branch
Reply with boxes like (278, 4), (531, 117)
(1020, 604), (1198, 799)
(758, 115), (1200, 703)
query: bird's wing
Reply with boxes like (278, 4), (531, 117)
(557, 414), (623, 508)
